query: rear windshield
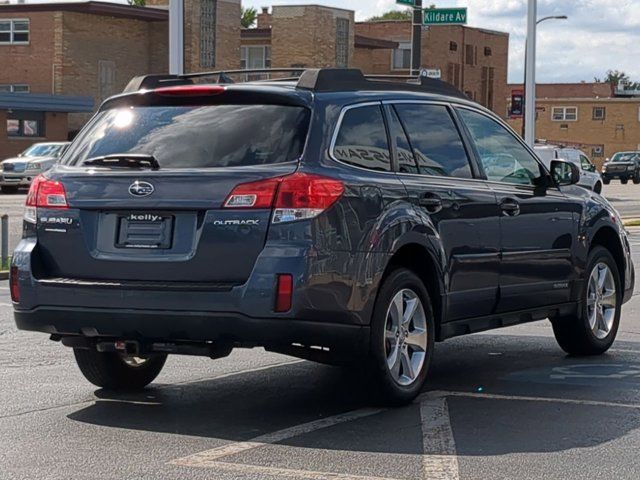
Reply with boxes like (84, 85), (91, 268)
(62, 105), (310, 169)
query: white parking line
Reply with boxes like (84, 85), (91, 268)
(420, 396), (460, 480)
(170, 406), (385, 467)
(0, 303), (12, 307)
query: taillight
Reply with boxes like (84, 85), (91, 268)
(10, 266), (19, 303)
(223, 173), (344, 224)
(275, 274), (293, 312)
(24, 175), (68, 223)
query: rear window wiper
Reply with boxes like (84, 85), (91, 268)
(82, 154), (160, 170)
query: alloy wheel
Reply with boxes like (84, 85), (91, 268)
(384, 289), (428, 386)
(586, 262), (617, 340)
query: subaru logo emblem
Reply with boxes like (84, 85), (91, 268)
(129, 181), (154, 197)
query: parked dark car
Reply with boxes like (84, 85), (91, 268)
(602, 151), (640, 184)
(10, 69), (634, 405)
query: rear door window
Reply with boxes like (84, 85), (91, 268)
(332, 105), (391, 172)
(63, 104), (310, 169)
(394, 104), (473, 179)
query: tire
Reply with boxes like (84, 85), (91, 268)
(593, 182), (602, 194)
(0, 186), (18, 194)
(603, 178), (610, 185)
(73, 348), (167, 390)
(551, 246), (621, 355)
(633, 174), (640, 185)
(367, 268), (435, 406)
(621, 178), (628, 184)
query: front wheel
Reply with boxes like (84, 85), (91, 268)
(368, 268), (435, 406)
(73, 348), (167, 390)
(551, 246), (621, 355)
(603, 178), (611, 185)
(633, 173), (640, 184)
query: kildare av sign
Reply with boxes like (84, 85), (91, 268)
(423, 8), (468, 25)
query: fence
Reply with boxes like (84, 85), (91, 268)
(1, 214), (8, 270)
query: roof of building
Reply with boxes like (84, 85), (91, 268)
(0, 93), (94, 113)
(354, 35), (398, 49)
(509, 82), (614, 99)
(0, 1), (168, 21)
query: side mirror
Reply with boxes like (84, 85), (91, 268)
(551, 159), (580, 186)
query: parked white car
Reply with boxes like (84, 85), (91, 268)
(534, 145), (603, 194)
(0, 142), (69, 193)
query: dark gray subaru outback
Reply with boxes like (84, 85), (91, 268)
(11, 69), (634, 405)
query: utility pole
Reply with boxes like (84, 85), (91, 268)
(411, 0), (423, 76)
(524, 0), (537, 146)
(169, 0), (184, 75)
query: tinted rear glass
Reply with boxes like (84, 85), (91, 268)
(63, 105), (310, 169)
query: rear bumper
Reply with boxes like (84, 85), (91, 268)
(14, 306), (370, 356)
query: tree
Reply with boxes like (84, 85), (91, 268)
(603, 70), (629, 87)
(241, 6), (258, 28)
(128, 0), (146, 6)
(367, 10), (412, 22)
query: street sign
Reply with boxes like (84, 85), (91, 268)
(396, 0), (415, 5)
(420, 68), (441, 79)
(423, 8), (467, 25)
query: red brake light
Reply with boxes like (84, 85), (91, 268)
(26, 175), (68, 209)
(223, 173), (344, 224)
(10, 266), (19, 303)
(275, 274), (293, 312)
(154, 85), (226, 96)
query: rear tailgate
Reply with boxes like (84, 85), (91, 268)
(31, 92), (311, 285)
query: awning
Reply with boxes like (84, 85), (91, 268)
(0, 93), (94, 113)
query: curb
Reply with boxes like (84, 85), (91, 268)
(623, 218), (640, 228)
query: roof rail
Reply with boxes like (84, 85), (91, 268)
(122, 68), (468, 100)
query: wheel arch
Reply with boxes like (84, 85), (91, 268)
(590, 226), (625, 281)
(380, 242), (446, 341)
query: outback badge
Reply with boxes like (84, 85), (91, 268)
(129, 180), (154, 197)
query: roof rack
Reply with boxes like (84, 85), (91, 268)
(122, 68), (468, 100)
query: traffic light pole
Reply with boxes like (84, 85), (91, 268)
(411, 0), (423, 76)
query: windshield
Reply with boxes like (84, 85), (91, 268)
(63, 105), (310, 169)
(611, 152), (640, 162)
(22, 144), (66, 158)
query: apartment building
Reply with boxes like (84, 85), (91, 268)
(507, 83), (640, 166)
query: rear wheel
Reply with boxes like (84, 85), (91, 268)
(633, 173), (640, 184)
(603, 178), (610, 185)
(368, 268), (434, 406)
(551, 246), (621, 355)
(73, 348), (167, 390)
(621, 178), (629, 184)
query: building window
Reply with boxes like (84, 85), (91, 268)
(241, 46), (271, 78)
(592, 106), (606, 120)
(447, 62), (461, 89)
(449, 41), (457, 52)
(392, 42), (411, 70)
(465, 44), (477, 66)
(335, 18), (349, 68)
(0, 19), (29, 44)
(200, 0), (217, 68)
(7, 111), (43, 137)
(0, 84), (29, 93)
(552, 107), (578, 121)
(484, 47), (492, 56)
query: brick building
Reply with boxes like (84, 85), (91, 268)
(353, 20), (509, 117)
(242, 11), (509, 117)
(507, 83), (640, 166)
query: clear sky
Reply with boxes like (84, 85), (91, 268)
(19, 0), (640, 84)
(242, 0), (640, 84)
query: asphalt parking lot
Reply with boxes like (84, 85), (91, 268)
(0, 229), (639, 479)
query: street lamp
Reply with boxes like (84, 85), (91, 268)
(523, 5), (568, 145)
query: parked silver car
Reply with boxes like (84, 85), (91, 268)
(0, 142), (69, 193)
(534, 145), (603, 193)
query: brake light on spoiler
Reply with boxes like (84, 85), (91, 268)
(24, 175), (68, 223)
(223, 172), (344, 224)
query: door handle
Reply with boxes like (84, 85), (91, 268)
(419, 194), (443, 213)
(500, 198), (520, 216)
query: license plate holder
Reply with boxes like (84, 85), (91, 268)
(116, 213), (173, 249)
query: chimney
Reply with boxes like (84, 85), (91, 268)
(257, 7), (272, 29)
